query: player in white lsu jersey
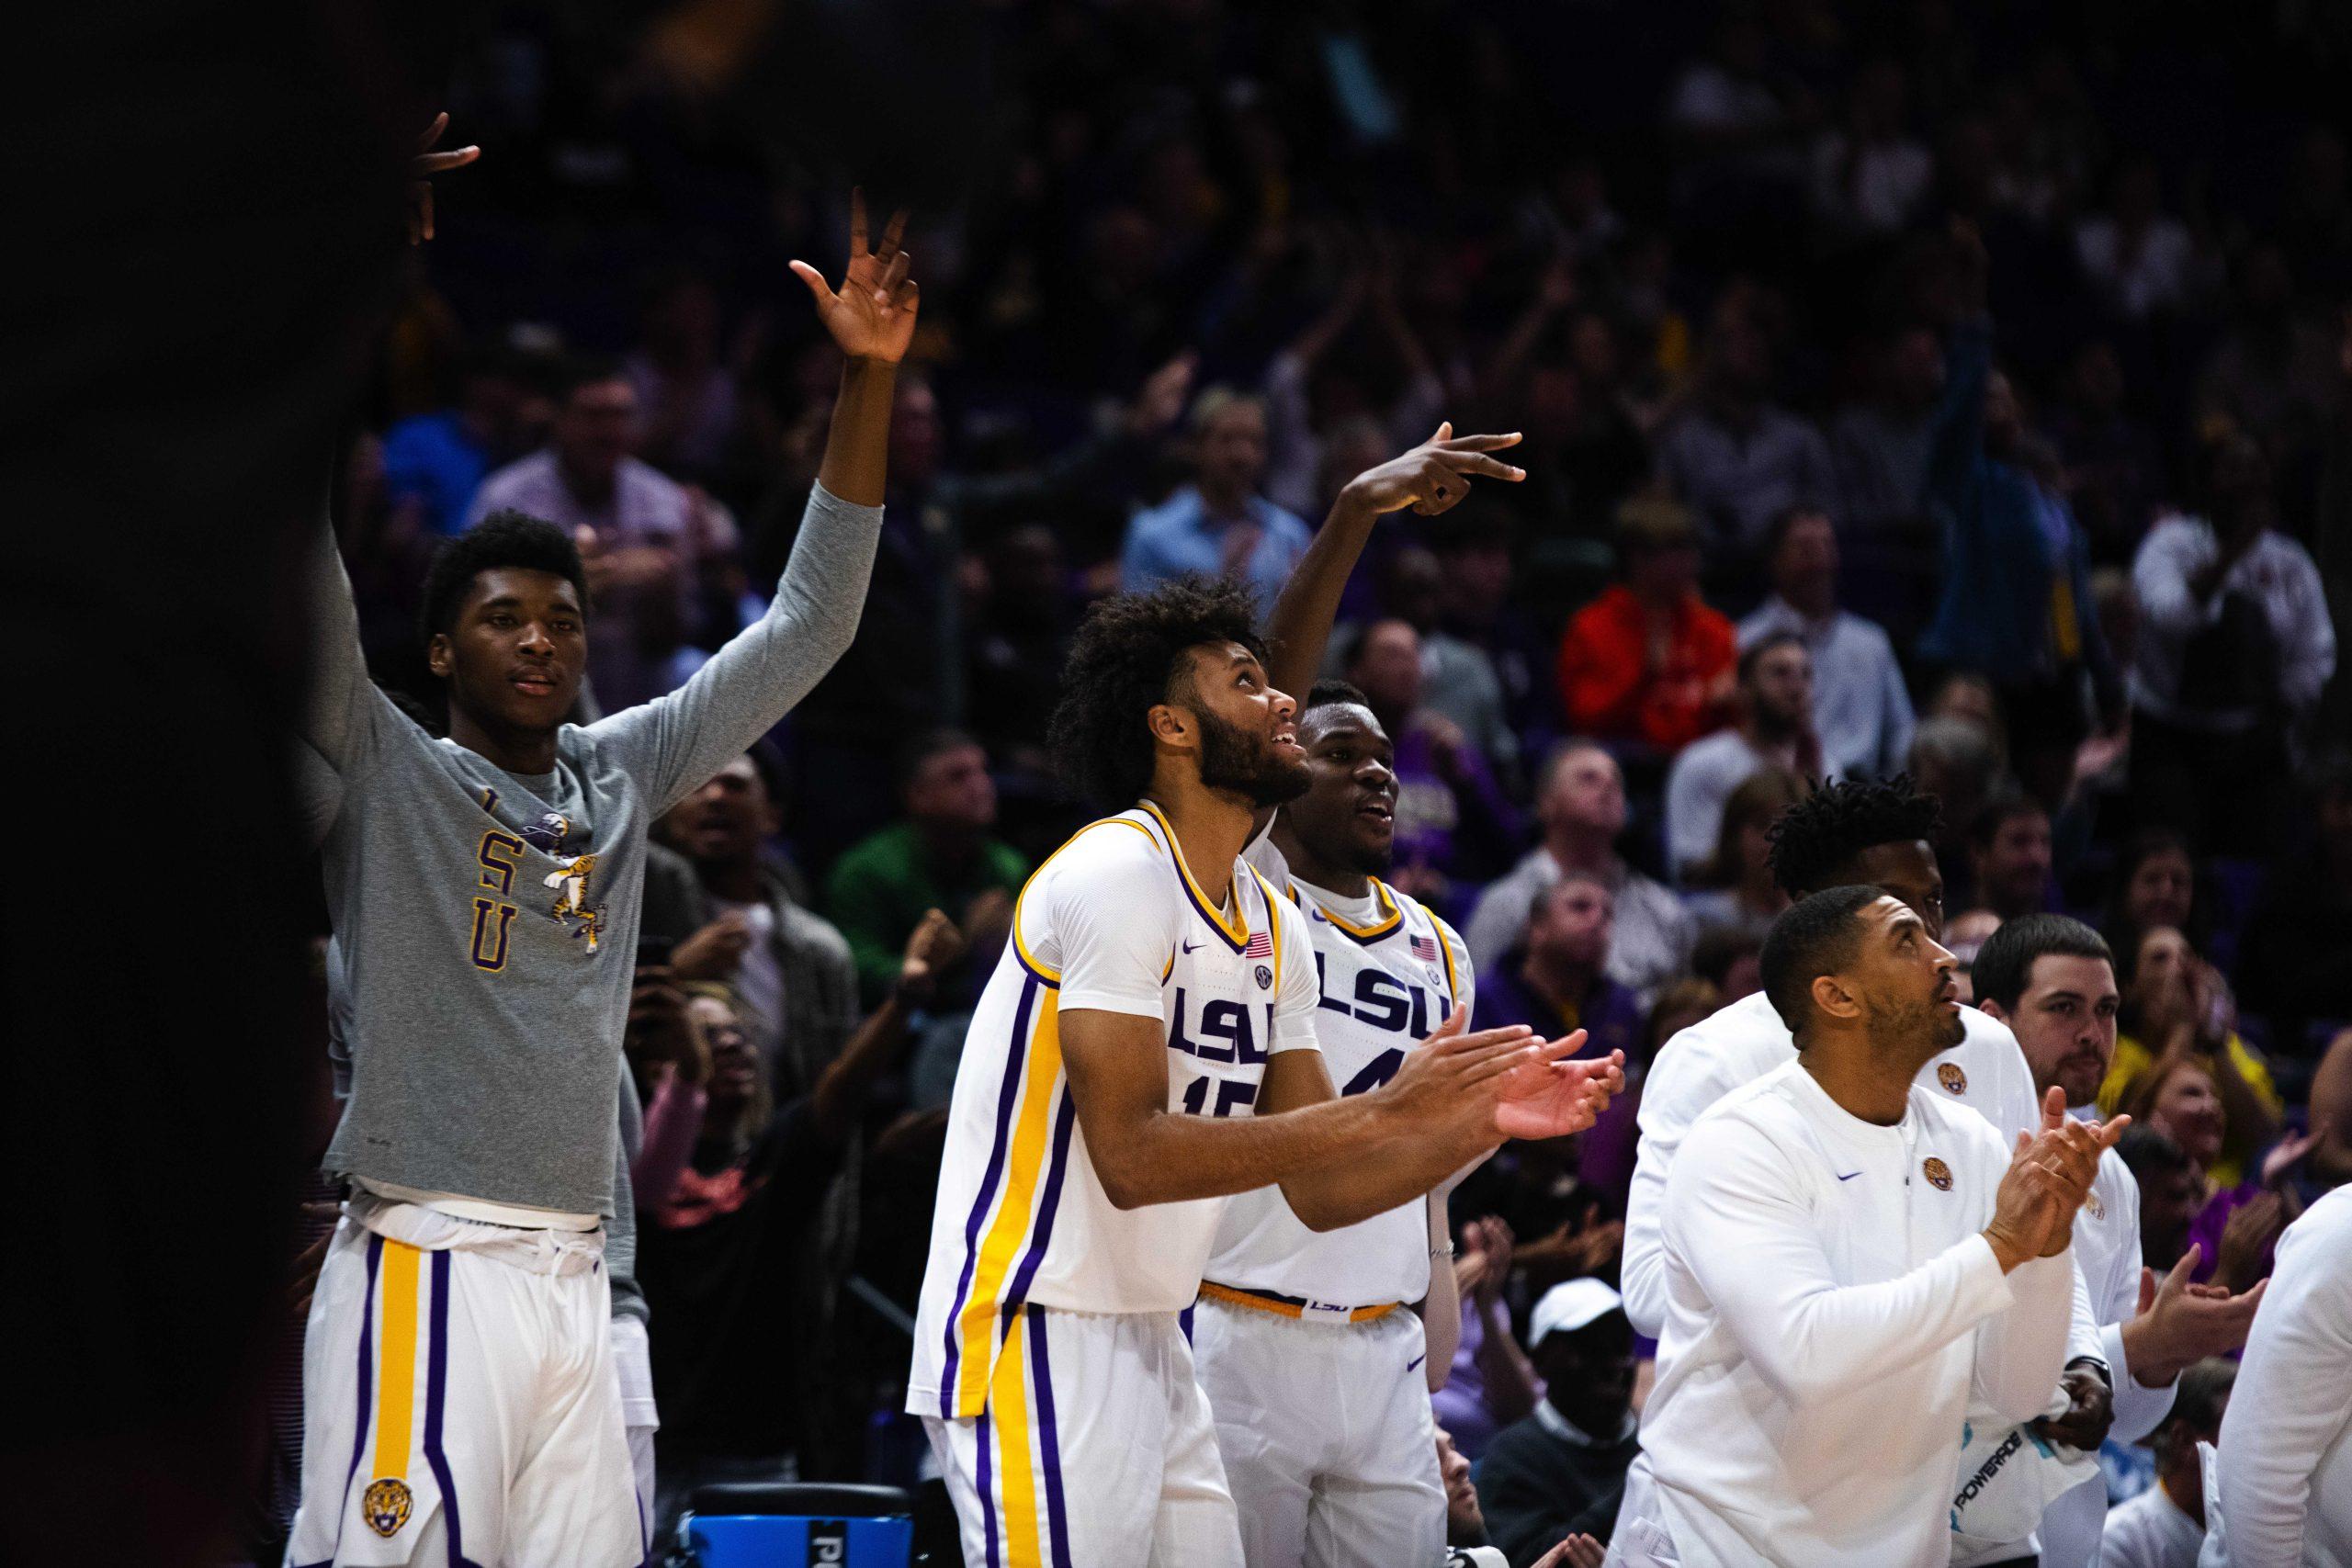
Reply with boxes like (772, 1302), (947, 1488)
(910, 439), (1624, 1566)
(1185, 678), (1477, 1568)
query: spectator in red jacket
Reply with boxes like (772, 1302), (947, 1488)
(1556, 496), (1736, 752)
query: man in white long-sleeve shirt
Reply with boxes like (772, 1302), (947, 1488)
(1620, 778), (2114, 1423)
(1973, 916), (2267, 1568)
(2208, 1182), (2352, 1567)
(1614, 886), (2120, 1568)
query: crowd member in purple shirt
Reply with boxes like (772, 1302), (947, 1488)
(1476, 874), (1646, 1213)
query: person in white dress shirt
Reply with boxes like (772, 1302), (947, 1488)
(2099, 1359), (2233, 1568)
(1614, 886), (2121, 1568)
(1973, 916), (2266, 1568)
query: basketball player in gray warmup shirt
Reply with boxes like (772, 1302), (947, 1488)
(285, 182), (917, 1567)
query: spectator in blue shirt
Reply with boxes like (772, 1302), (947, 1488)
(1917, 225), (2118, 810)
(380, 346), (548, 536)
(1120, 386), (1313, 615)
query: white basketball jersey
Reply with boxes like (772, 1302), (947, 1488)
(908, 803), (1320, 1420)
(1204, 835), (1476, 1311)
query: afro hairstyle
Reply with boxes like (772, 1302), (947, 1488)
(1767, 773), (1943, 899)
(1046, 575), (1268, 809)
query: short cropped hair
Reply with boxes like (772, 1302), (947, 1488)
(896, 727), (982, 796)
(1767, 775), (1943, 899)
(1046, 575), (1267, 808)
(1306, 679), (1372, 715)
(1737, 630), (1807, 686)
(2116, 1123), (2193, 1185)
(1971, 914), (2113, 1014)
(2168, 1358), (2236, 1441)
(1759, 885), (1883, 1040)
(418, 512), (589, 647)
(1969, 791), (2049, 852)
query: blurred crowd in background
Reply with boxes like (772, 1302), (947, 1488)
(300, 0), (2350, 1555)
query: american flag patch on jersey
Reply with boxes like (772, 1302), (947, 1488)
(1245, 930), (1273, 959)
(1410, 933), (1441, 963)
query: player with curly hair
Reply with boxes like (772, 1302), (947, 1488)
(908, 430), (1626, 1565)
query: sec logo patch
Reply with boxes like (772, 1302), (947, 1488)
(1938, 1063), (1967, 1096)
(1255, 964), (1272, 990)
(363, 1477), (413, 1538)
(1922, 1156), (1953, 1191)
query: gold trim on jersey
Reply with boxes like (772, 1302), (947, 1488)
(1009, 816), (1162, 986)
(1295, 876), (1406, 942)
(1198, 1280), (1402, 1323)
(1136, 799), (1254, 951)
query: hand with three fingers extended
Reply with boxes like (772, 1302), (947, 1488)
(789, 188), (920, 366)
(1336, 423), (1527, 522)
(1983, 1088), (2130, 1271)
(407, 113), (480, 245)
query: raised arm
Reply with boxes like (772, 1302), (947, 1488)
(300, 119), (481, 785)
(1261, 423), (1525, 700)
(590, 193), (915, 811)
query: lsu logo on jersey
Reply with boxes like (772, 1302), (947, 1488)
(1168, 985), (1270, 1121)
(362, 1477), (413, 1538)
(1938, 1063), (1968, 1096)
(468, 795), (605, 963)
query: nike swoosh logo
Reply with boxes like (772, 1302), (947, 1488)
(1837, 1171), (1861, 1181)
(1182, 939), (1202, 954)
(1406, 1354), (1426, 1372)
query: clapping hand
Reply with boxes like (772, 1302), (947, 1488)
(1493, 1040), (1626, 1143)
(1985, 1088), (2129, 1268)
(2124, 1245), (2267, 1383)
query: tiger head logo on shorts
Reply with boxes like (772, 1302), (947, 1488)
(1938, 1063), (1967, 1096)
(1921, 1156), (1953, 1191)
(363, 1478), (413, 1538)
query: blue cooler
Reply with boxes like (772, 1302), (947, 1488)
(676, 1482), (915, 1567)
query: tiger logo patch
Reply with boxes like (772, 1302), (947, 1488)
(1938, 1063), (1968, 1096)
(1922, 1156), (1953, 1191)
(363, 1477), (413, 1538)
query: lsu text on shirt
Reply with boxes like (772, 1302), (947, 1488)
(1204, 836), (1476, 1312)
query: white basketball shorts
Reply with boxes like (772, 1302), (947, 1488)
(1191, 1291), (1444, 1568)
(922, 1305), (1242, 1567)
(286, 1197), (644, 1566)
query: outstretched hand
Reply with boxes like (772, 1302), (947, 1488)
(1337, 423), (1525, 520)
(2125, 1245), (2267, 1384)
(408, 113), (480, 244)
(1494, 1041), (1625, 1142)
(790, 188), (921, 365)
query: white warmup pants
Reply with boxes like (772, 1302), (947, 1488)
(286, 1198), (643, 1567)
